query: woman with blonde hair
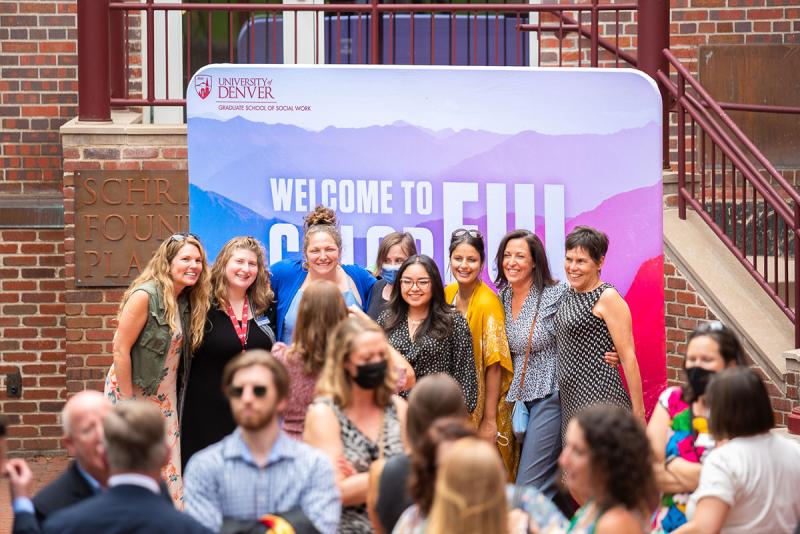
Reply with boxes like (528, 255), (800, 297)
(272, 279), (349, 439)
(426, 437), (509, 534)
(181, 236), (276, 466)
(105, 232), (211, 504)
(305, 316), (407, 533)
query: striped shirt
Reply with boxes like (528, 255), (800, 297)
(183, 428), (341, 534)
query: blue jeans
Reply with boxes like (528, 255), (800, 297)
(517, 391), (562, 499)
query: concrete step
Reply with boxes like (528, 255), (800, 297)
(664, 208), (795, 390)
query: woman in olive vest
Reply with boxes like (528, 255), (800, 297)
(104, 233), (211, 507)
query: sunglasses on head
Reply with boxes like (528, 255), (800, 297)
(696, 321), (725, 333)
(227, 384), (268, 398)
(451, 228), (482, 239)
(169, 232), (200, 243)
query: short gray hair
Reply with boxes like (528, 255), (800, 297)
(61, 390), (108, 438)
(103, 401), (167, 473)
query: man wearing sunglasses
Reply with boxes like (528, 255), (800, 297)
(184, 350), (341, 534)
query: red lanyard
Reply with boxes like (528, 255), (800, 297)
(225, 299), (249, 350)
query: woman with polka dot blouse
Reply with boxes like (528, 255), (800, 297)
(377, 255), (478, 413)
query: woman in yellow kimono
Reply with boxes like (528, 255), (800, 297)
(444, 228), (518, 479)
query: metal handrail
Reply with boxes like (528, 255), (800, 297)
(716, 102), (800, 116)
(660, 49), (800, 346)
(78, 0), (641, 119)
(108, 2), (637, 12)
(663, 49), (800, 207)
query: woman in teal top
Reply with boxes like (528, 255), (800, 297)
(558, 405), (657, 534)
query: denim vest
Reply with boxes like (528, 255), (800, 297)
(129, 280), (191, 397)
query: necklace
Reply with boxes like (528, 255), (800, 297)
(408, 317), (424, 326)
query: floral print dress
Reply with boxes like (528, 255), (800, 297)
(105, 327), (185, 507)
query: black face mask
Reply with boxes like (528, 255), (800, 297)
(685, 367), (715, 399)
(353, 360), (388, 390)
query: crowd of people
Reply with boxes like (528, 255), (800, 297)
(2, 204), (800, 534)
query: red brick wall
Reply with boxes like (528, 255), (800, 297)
(61, 131), (188, 396)
(0, 0), (77, 192)
(670, 1), (800, 74)
(0, 0), (75, 454)
(664, 256), (800, 426)
(0, 230), (66, 454)
(537, 0), (800, 71)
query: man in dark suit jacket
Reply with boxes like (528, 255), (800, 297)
(8, 391), (112, 534)
(8, 460), (94, 534)
(9, 391), (173, 534)
(42, 400), (212, 534)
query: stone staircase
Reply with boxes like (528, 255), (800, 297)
(664, 206), (800, 433)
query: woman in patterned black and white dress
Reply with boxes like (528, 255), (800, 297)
(304, 316), (407, 534)
(555, 226), (645, 444)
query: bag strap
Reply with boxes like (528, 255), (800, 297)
(517, 289), (543, 399)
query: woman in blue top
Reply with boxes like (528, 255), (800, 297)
(271, 205), (376, 343)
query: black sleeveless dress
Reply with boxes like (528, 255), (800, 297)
(180, 305), (275, 469)
(554, 283), (632, 440)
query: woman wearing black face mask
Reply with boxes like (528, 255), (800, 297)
(646, 321), (744, 533)
(305, 316), (408, 533)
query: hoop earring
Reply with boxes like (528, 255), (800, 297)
(301, 259), (309, 271)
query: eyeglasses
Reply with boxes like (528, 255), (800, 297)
(451, 228), (482, 239)
(400, 278), (431, 290)
(227, 384), (268, 398)
(169, 232), (200, 243)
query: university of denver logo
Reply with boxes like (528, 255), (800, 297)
(195, 75), (212, 99)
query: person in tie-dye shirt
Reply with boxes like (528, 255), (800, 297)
(646, 321), (744, 533)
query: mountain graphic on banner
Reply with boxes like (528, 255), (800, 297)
(187, 117), (660, 222)
(191, 181), (660, 294)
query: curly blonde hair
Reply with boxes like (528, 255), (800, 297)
(315, 316), (395, 409)
(119, 234), (211, 351)
(209, 236), (274, 317)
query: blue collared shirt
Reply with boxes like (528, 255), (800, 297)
(75, 462), (102, 494)
(183, 428), (341, 534)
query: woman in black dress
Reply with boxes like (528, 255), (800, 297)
(555, 226), (645, 441)
(377, 255), (477, 413)
(180, 236), (275, 468)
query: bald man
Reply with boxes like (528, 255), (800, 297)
(10, 391), (112, 534)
